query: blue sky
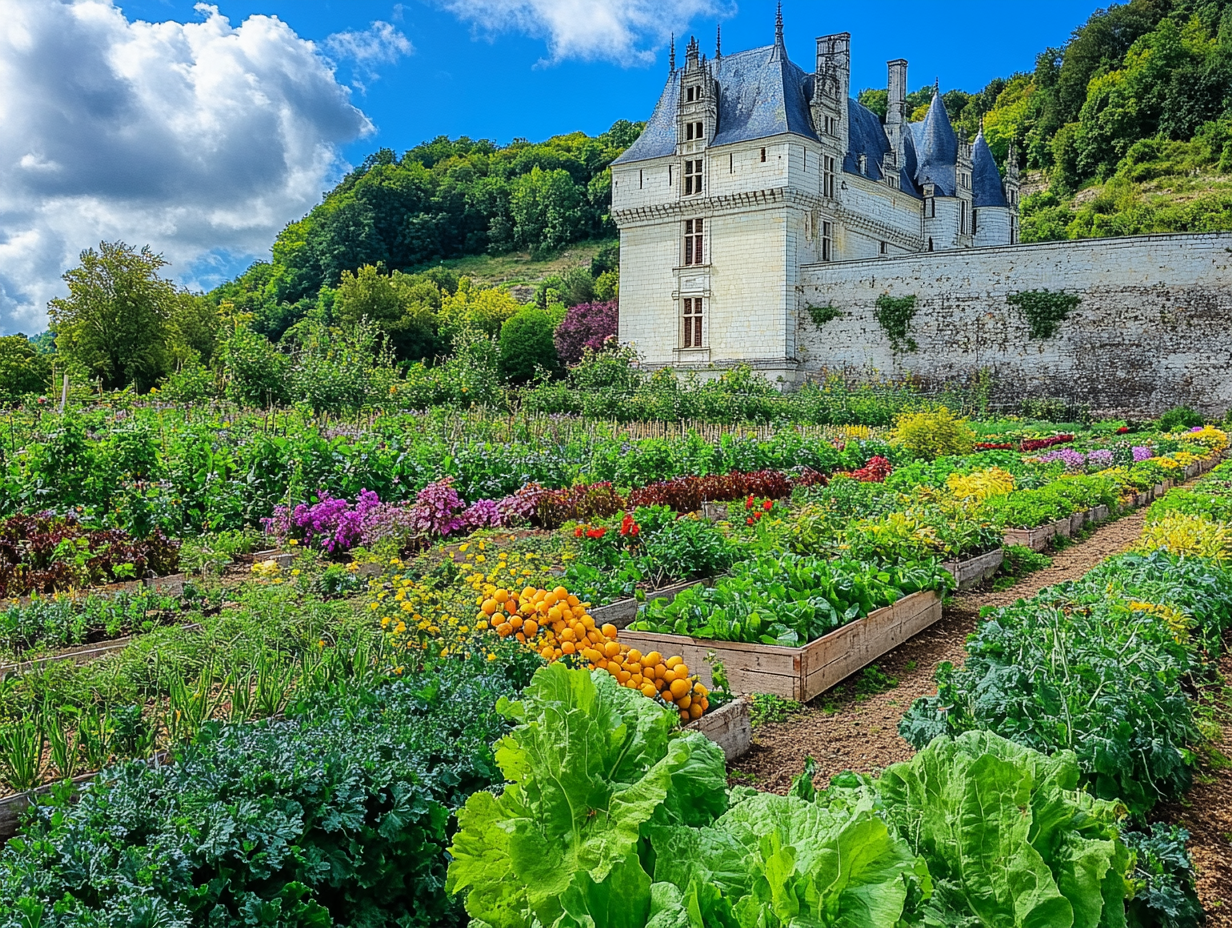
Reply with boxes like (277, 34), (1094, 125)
(120, 0), (1102, 162)
(1, 0), (1104, 334)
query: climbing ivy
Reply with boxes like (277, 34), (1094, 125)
(1007, 289), (1081, 340)
(874, 294), (918, 353)
(807, 304), (843, 330)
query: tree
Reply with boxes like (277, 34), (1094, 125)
(0, 336), (52, 400)
(168, 292), (221, 367)
(509, 167), (586, 256)
(438, 278), (521, 347)
(499, 308), (560, 383)
(554, 301), (618, 366)
(49, 241), (177, 391)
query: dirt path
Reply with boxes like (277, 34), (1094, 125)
(1166, 652), (1232, 926)
(729, 506), (1152, 792)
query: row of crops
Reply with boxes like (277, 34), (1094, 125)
(0, 408), (1227, 926)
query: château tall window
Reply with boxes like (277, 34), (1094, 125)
(821, 221), (833, 262)
(684, 218), (704, 265)
(682, 298), (704, 348)
(823, 156), (836, 199)
(685, 121), (704, 141)
(684, 160), (703, 195)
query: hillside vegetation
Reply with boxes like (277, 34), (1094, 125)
(866, 0), (1232, 241)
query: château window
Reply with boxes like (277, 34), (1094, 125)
(686, 121), (704, 141)
(686, 86), (696, 102)
(821, 221), (833, 262)
(971, 208), (978, 235)
(684, 159), (703, 195)
(925, 196), (935, 218)
(822, 155), (836, 199)
(760, 148), (767, 162)
(960, 200), (968, 235)
(880, 241), (888, 254)
(684, 218), (705, 265)
(682, 298), (704, 348)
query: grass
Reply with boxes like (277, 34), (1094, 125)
(412, 237), (617, 290)
(749, 692), (803, 728)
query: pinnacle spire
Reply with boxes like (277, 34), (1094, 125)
(669, 33), (675, 72)
(775, 2), (784, 45)
(715, 23), (721, 59)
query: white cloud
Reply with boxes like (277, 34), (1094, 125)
(438, 0), (733, 65)
(0, 0), (383, 334)
(326, 20), (413, 91)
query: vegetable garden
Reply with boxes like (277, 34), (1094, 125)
(0, 398), (1228, 927)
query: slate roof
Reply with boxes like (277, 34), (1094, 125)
(613, 44), (819, 165)
(612, 40), (934, 202)
(914, 89), (958, 196)
(844, 98), (921, 197)
(971, 128), (1008, 208)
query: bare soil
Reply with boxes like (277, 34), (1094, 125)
(731, 498), (1232, 918)
(729, 508), (1153, 792)
(1163, 652), (1232, 926)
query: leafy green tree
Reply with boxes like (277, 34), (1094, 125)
(439, 278), (521, 346)
(510, 167), (587, 256)
(0, 336), (52, 400)
(499, 308), (560, 384)
(168, 292), (221, 367)
(220, 324), (291, 407)
(49, 241), (177, 391)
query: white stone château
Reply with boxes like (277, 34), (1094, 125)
(610, 13), (1020, 384)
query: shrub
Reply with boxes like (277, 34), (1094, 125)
(221, 325), (291, 407)
(498, 308), (560, 384)
(891, 407), (976, 460)
(1158, 405), (1204, 432)
(553, 300), (618, 366)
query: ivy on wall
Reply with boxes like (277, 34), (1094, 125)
(874, 294), (919, 353)
(1007, 289), (1082, 340)
(806, 304), (843, 330)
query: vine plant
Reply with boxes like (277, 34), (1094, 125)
(874, 294), (919, 353)
(806, 304), (843, 330)
(1007, 289), (1081, 340)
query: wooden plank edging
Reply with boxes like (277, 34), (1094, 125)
(619, 590), (943, 703)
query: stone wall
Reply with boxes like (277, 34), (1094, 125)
(798, 232), (1232, 415)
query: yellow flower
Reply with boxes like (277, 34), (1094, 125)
(459, 543), (469, 552)
(487, 653), (497, 662)
(291, 569), (301, 577)
(370, 602), (380, 611)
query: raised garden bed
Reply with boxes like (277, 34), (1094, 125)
(619, 590), (942, 703)
(684, 695), (751, 760)
(1003, 517), (1072, 552)
(941, 549), (1004, 590)
(589, 578), (715, 631)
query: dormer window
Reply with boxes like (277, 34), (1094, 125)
(686, 86), (697, 102)
(823, 115), (837, 136)
(857, 154), (867, 176)
(685, 121), (704, 141)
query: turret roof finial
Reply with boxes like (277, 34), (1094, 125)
(669, 33), (675, 72)
(775, 2), (784, 45)
(716, 23), (721, 59)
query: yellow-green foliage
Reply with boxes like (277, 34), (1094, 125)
(946, 467), (1016, 503)
(1135, 511), (1231, 561)
(892, 407), (976, 461)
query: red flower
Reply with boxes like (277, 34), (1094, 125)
(574, 526), (584, 537)
(587, 527), (607, 539)
(620, 514), (640, 537)
(746, 517), (756, 525)
(745, 495), (755, 510)
(762, 499), (773, 512)
(1117, 426), (1129, 434)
